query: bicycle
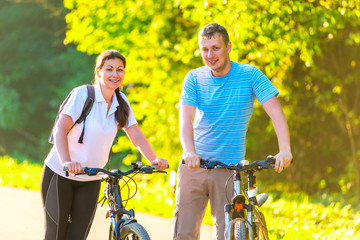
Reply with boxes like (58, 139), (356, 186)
(198, 156), (278, 240)
(64, 162), (167, 240)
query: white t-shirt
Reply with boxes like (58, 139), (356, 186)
(45, 84), (137, 181)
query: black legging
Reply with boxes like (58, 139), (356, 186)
(40, 165), (101, 240)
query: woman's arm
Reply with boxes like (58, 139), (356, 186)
(53, 114), (82, 173)
(124, 124), (168, 170)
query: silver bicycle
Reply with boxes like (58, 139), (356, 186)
(200, 156), (277, 240)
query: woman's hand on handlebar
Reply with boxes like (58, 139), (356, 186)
(274, 150), (293, 173)
(62, 161), (83, 174)
(151, 158), (169, 171)
(182, 152), (202, 169)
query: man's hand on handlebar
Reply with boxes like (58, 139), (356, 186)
(274, 150), (293, 173)
(182, 152), (202, 169)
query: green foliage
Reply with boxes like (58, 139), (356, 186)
(1, 0), (360, 204)
(263, 192), (360, 239)
(0, 0), (95, 159)
(63, 0), (360, 195)
(0, 155), (42, 190)
(120, 173), (175, 217)
(64, 0), (198, 166)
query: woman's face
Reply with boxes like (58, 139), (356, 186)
(96, 58), (125, 91)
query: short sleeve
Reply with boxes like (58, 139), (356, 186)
(179, 71), (198, 108)
(120, 92), (138, 129)
(61, 86), (87, 123)
(251, 67), (279, 105)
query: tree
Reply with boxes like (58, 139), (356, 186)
(0, 0), (95, 159)
(63, 0), (360, 194)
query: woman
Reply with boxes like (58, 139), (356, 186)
(41, 50), (168, 239)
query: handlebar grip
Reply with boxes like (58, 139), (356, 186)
(62, 166), (87, 176)
(143, 165), (167, 174)
(151, 164), (170, 170)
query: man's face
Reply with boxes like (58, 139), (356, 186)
(199, 34), (232, 77)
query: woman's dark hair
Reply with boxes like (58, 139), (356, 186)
(94, 50), (130, 129)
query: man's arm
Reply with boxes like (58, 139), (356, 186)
(262, 96), (293, 173)
(179, 104), (202, 168)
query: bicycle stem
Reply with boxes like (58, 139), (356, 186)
(114, 179), (124, 213)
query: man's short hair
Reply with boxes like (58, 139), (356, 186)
(199, 23), (230, 44)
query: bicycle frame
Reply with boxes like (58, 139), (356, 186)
(102, 164), (165, 239)
(64, 163), (166, 240)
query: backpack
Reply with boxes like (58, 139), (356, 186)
(48, 84), (95, 144)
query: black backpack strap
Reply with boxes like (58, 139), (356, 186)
(48, 85), (95, 144)
(76, 85), (95, 124)
(76, 84), (95, 143)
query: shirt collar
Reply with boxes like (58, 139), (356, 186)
(94, 83), (105, 102)
(94, 83), (119, 116)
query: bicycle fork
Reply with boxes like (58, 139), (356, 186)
(224, 171), (260, 240)
(107, 180), (137, 239)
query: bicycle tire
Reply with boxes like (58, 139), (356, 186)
(233, 221), (247, 240)
(255, 211), (269, 240)
(119, 222), (151, 240)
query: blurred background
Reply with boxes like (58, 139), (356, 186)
(0, 0), (359, 238)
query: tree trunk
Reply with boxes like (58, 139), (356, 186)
(345, 117), (360, 195)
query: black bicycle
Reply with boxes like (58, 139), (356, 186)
(199, 156), (278, 240)
(64, 162), (167, 240)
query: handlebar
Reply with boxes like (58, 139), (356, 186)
(181, 155), (284, 172)
(63, 162), (167, 177)
(201, 157), (276, 172)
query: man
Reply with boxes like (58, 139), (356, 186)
(172, 23), (293, 240)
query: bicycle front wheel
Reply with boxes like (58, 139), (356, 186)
(119, 222), (151, 240)
(233, 221), (247, 240)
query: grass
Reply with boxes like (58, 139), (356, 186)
(0, 155), (43, 190)
(262, 193), (360, 239)
(1, 155), (360, 239)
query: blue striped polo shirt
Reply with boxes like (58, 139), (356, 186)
(180, 61), (279, 164)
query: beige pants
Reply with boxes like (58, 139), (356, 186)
(172, 163), (234, 240)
